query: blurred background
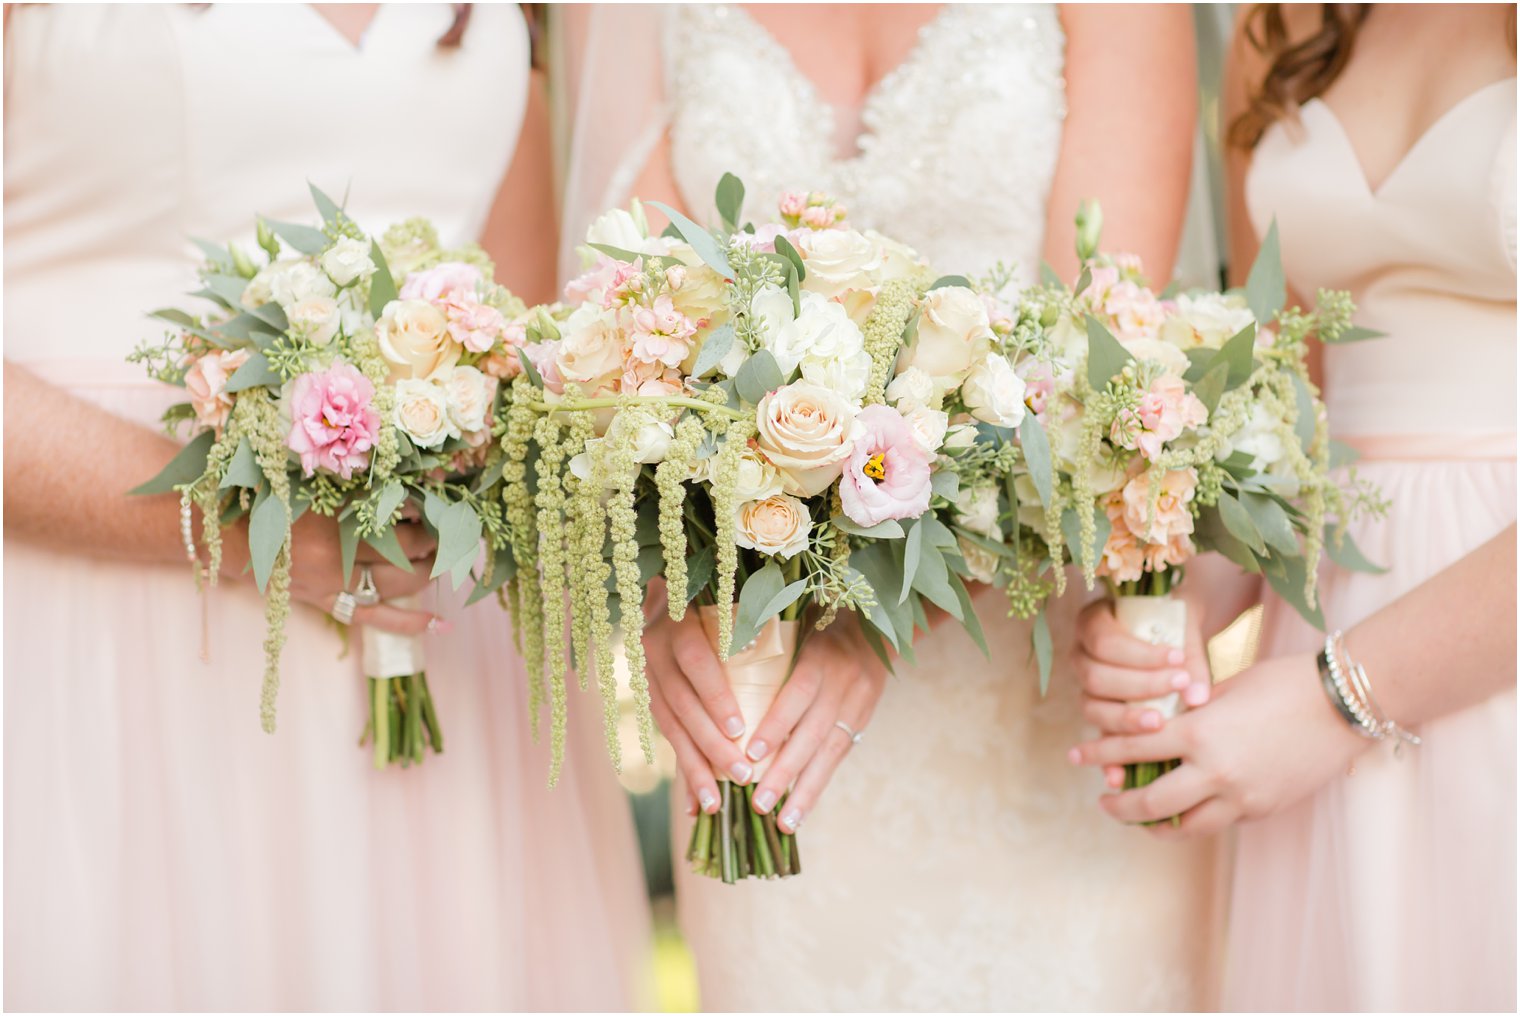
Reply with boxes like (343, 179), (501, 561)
(584, 7), (1238, 1010)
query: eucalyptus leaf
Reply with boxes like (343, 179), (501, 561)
(730, 562), (806, 651)
(929, 469), (960, 501)
(1073, 265), (1093, 298)
(192, 238), (235, 272)
(586, 242), (679, 270)
(715, 172), (745, 233)
(203, 274), (248, 309)
(1245, 220), (1286, 323)
(1324, 525), (1387, 574)
(919, 514), (960, 550)
(1084, 316), (1133, 390)
(1240, 491), (1299, 555)
(466, 546), (517, 606)
(831, 516), (904, 539)
(131, 429), (215, 495)
(517, 348), (545, 389)
(1329, 439), (1360, 470)
(1217, 490), (1267, 555)
(910, 543), (962, 618)
(364, 525), (415, 573)
(899, 518), (925, 605)
(773, 234), (806, 283)
(1038, 261), (1062, 287)
(1290, 372), (1318, 453)
(219, 439), (262, 490)
(1182, 347), (1215, 383)
(1019, 415), (1053, 507)
(266, 219), (328, 256)
(1327, 325), (1385, 344)
(689, 322), (736, 379)
(308, 182), (344, 225)
(1032, 611), (1053, 696)
(248, 489), (289, 594)
(950, 572), (989, 657)
(1193, 361), (1229, 416)
(244, 301), (289, 333)
(1194, 509), (1261, 573)
(646, 201), (734, 279)
(374, 480), (407, 530)
(430, 503), (484, 585)
(1262, 553), (1325, 630)
(858, 623), (898, 673)
(684, 544), (717, 604)
(928, 275), (971, 291)
(734, 349), (783, 405)
(224, 352), (281, 393)
(1210, 323), (1258, 390)
(1060, 506), (1111, 575)
(367, 241), (398, 318)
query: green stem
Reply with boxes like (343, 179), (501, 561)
(418, 673), (443, 753)
(718, 781), (736, 884)
(762, 811), (785, 877)
(749, 795), (775, 877)
(733, 786), (751, 879)
(690, 811), (713, 868)
(371, 678), (388, 770)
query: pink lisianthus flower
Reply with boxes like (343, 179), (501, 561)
(444, 298), (506, 353)
(286, 363), (381, 479)
(184, 347), (251, 430)
(839, 405), (933, 527)
(1111, 374), (1207, 460)
(627, 294), (696, 368)
(400, 261), (482, 303)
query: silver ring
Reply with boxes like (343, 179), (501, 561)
(331, 591), (357, 626)
(353, 564), (381, 606)
(834, 720), (863, 746)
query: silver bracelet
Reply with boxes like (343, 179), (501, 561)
(1324, 631), (1421, 753)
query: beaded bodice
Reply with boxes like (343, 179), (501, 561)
(662, 3), (1067, 282)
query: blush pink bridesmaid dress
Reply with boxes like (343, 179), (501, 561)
(1225, 80), (1517, 1011)
(3, 5), (647, 1009)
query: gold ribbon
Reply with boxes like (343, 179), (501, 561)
(698, 606), (799, 779)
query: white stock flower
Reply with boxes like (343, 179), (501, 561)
(766, 291), (871, 402)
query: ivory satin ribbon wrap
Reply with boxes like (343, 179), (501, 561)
(698, 606), (799, 779)
(361, 594), (426, 678)
(1114, 594), (1187, 720)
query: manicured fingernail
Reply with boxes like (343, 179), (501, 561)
(426, 617), (454, 636)
(723, 716), (745, 739)
(753, 788), (776, 812)
(698, 788), (718, 812)
(1107, 770), (1126, 788)
(1140, 711), (1163, 730)
(729, 761), (753, 783)
(1067, 747), (1082, 766)
(780, 808), (803, 832)
(1170, 671), (1191, 690)
(1167, 648), (1186, 666)
(746, 739), (768, 762)
(1183, 683), (1211, 707)
(685, 795), (697, 816)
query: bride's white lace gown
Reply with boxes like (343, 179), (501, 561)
(654, 5), (1221, 1010)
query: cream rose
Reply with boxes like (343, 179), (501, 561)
(320, 236), (376, 287)
(754, 380), (862, 496)
(734, 493), (812, 560)
(584, 205), (664, 255)
(734, 446), (787, 503)
(796, 228), (883, 299)
(886, 366), (937, 407)
(961, 352), (1027, 428)
(953, 484), (1003, 539)
(268, 260), (336, 309)
(866, 229), (928, 284)
(555, 303), (625, 387)
(900, 401), (949, 453)
(286, 295), (341, 347)
(442, 364), (497, 435)
(393, 378), (458, 449)
(376, 299), (459, 381)
(665, 241), (730, 322)
(1161, 293), (1256, 351)
(958, 535), (1001, 584)
(902, 285), (994, 386)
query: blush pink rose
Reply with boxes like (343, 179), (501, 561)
(285, 363), (381, 479)
(184, 347), (251, 430)
(399, 261), (482, 303)
(839, 405), (934, 527)
(1120, 467), (1198, 546)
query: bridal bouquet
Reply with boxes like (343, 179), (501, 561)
(131, 185), (527, 768)
(503, 175), (1054, 880)
(1013, 206), (1387, 795)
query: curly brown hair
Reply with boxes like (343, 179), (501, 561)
(1228, 4), (1372, 149)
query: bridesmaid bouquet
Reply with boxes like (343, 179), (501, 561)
(130, 185), (528, 768)
(503, 175), (1056, 880)
(1014, 205), (1388, 795)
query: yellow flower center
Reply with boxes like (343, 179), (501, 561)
(862, 452), (888, 482)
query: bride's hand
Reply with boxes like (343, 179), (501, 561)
(1072, 598), (1213, 788)
(644, 608), (886, 833)
(1068, 653), (1368, 836)
(222, 514), (447, 636)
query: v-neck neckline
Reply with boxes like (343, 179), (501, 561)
(308, 3), (385, 54)
(1309, 77), (1515, 197)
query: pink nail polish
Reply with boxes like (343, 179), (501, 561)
(746, 739), (768, 762)
(1067, 747), (1082, 766)
(1170, 671), (1191, 690)
(1167, 648), (1186, 666)
(1140, 711), (1162, 731)
(753, 788), (776, 812)
(1184, 683), (1210, 707)
(723, 716), (745, 739)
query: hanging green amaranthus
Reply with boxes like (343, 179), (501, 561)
(533, 412), (571, 784)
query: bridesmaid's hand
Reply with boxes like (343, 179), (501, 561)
(1067, 653), (1369, 836)
(223, 514), (446, 635)
(644, 608), (886, 832)
(1072, 599), (1213, 788)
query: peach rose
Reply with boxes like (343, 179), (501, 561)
(376, 299), (459, 381)
(184, 348), (251, 430)
(754, 380), (862, 497)
(735, 493), (812, 560)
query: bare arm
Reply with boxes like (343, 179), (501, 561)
(1044, 4), (1198, 282)
(479, 62), (559, 306)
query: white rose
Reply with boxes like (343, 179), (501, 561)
(958, 536), (1001, 584)
(796, 228), (883, 299)
(393, 379), (458, 449)
(735, 494), (812, 560)
(1123, 336), (1190, 376)
(961, 353), (1027, 428)
(1162, 293), (1257, 350)
(377, 299), (459, 381)
(268, 260), (336, 309)
(607, 412), (675, 465)
(1218, 403), (1288, 473)
(442, 365), (496, 435)
(886, 366), (937, 407)
(903, 285), (994, 387)
(942, 423), (979, 451)
(555, 304), (624, 387)
(865, 229), (927, 284)
(750, 284), (796, 339)
(953, 484), (1003, 539)
(799, 350), (872, 403)
(286, 295), (340, 347)
(584, 205), (665, 256)
(900, 401), (949, 452)
(568, 437), (628, 495)
(734, 447), (786, 502)
(320, 236), (376, 287)
(754, 380), (862, 496)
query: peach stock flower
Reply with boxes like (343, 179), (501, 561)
(184, 348), (251, 430)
